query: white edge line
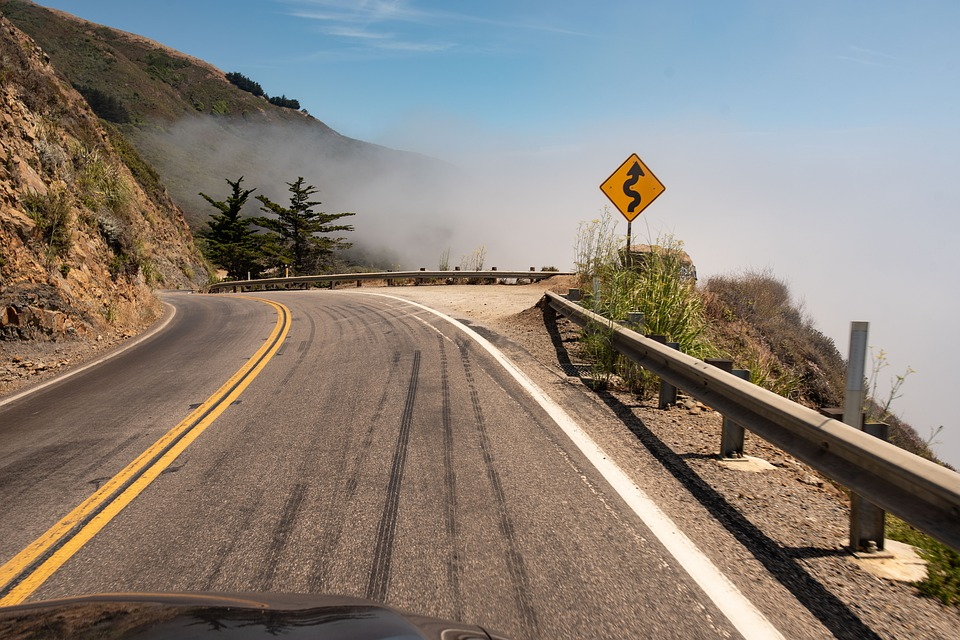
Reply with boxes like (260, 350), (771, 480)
(0, 301), (178, 409)
(352, 291), (785, 640)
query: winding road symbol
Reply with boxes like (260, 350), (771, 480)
(623, 161), (645, 214)
(600, 153), (665, 222)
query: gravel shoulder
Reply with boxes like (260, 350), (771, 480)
(4, 278), (958, 637)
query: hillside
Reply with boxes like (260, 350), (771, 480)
(0, 0), (454, 243)
(0, 14), (207, 345)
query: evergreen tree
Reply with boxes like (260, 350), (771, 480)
(199, 177), (264, 279)
(254, 178), (354, 275)
(225, 72), (266, 98)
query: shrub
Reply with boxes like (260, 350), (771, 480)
(703, 269), (844, 406)
(269, 95), (301, 110)
(20, 189), (72, 263)
(71, 141), (131, 214)
(225, 71), (265, 97)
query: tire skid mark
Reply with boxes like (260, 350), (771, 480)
(307, 351), (403, 591)
(0, 444), (89, 499)
(458, 340), (540, 637)
(438, 335), (464, 621)
(366, 351), (421, 602)
(201, 498), (266, 591)
(278, 311), (317, 388)
(77, 434), (143, 481)
(255, 482), (308, 591)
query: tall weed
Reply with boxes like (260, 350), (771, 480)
(21, 189), (72, 265)
(573, 207), (621, 287)
(71, 141), (130, 214)
(573, 223), (711, 393)
(591, 237), (711, 357)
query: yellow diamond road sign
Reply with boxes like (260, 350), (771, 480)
(600, 153), (665, 222)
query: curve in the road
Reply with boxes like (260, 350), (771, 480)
(0, 297), (291, 606)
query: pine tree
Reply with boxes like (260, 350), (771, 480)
(254, 178), (354, 275)
(198, 177), (264, 279)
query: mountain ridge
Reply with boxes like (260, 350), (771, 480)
(0, 0), (455, 252)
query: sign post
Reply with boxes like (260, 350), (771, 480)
(599, 153), (666, 265)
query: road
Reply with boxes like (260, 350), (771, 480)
(0, 290), (786, 638)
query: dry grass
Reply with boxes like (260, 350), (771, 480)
(702, 269), (845, 409)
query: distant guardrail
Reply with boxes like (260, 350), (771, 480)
(204, 269), (574, 293)
(543, 290), (960, 553)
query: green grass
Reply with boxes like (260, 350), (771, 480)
(886, 515), (960, 607)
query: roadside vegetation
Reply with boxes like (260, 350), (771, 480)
(226, 71), (302, 110)
(571, 208), (959, 607)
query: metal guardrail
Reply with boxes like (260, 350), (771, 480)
(205, 270), (574, 293)
(544, 290), (960, 553)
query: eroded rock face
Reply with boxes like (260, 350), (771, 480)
(0, 16), (206, 343)
(0, 284), (81, 340)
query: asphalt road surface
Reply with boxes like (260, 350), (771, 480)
(0, 290), (790, 638)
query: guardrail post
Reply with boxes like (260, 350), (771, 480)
(721, 369), (751, 458)
(566, 288), (581, 302)
(850, 421), (890, 553)
(626, 312), (644, 332)
(650, 336), (679, 408)
(705, 359), (734, 442)
(842, 321), (888, 552)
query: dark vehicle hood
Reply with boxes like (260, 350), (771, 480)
(0, 592), (509, 640)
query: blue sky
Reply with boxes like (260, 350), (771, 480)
(29, 1), (960, 467)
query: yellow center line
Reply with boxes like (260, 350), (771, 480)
(0, 296), (291, 606)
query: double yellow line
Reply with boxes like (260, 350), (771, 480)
(0, 297), (291, 606)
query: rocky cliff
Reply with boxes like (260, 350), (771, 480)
(0, 15), (208, 343)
